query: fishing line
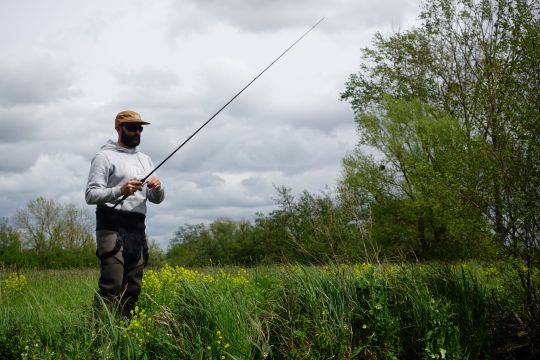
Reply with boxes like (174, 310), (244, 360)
(114, 17), (325, 208)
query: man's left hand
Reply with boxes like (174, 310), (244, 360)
(146, 176), (161, 190)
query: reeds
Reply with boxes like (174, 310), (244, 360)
(0, 262), (531, 359)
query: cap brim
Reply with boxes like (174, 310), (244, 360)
(119, 120), (151, 125)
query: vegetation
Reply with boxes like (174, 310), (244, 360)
(1, 263), (536, 359)
(166, 0), (540, 268)
(1, 0), (538, 357)
(167, 187), (363, 266)
(0, 198), (96, 268)
(339, 0), (540, 341)
(0, 197), (165, 269)
(341, 0), (540, 265)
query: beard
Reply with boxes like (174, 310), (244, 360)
(121, 130), (141, 148)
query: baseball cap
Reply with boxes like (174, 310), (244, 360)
(115, 110), (151, 126)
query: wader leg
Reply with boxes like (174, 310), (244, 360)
(121, 255), (144, 317)
(96, 230), (144, 317)
(95, 230), (145, 317)
(96, 230), (124, 298)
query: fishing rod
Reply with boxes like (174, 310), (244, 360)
(113, 17), (325, 209)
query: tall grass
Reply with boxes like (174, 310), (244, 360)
(0, 263), (531, 359)
(0, 269), (96, 359)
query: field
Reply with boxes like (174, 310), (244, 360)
(0, 263), (535, 359)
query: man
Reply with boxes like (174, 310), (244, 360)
(85, 110), (165, 316)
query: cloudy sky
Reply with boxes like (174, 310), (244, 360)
(0, 0), (420, 248)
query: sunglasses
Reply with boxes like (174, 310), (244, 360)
(122, 124), (144, 133)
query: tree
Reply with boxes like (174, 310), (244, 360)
(340, 98), (493, 260)
(14, 197), (95, 267)
(146, 238), (166, 268)
(168, 220), (262, 266)
(167, 222), (208, 265)
(341, 0), (539, 264)
(0, 218), (23, 266)
(341, 0), (540, 342)
(166, 186), (367, 266)
(255, 186), (363, 264)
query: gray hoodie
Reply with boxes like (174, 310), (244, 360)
(85, 140), (165, 214)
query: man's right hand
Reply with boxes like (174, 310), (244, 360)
(120, 179), (143, 196)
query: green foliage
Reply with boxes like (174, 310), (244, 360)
(1, 263), (536, 359)
(168, 220), (264, 266)
(15, 197), (95, 253)
(340, 98), (495, 260)
(2, 198), (97, 269)
(168, 0), (539, 270)
(0, 218), (24, 266)
(0, 218), (97, 269)
(167, 187), (369, 266)
(146, 238), (166, 268)
(341, 0), (540, 275)
(0, 269), (96, 359)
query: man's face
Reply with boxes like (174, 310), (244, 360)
(119, 124), (143, 148)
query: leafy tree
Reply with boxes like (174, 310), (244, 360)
(340, 0), (540, 334)
(341, 0), (539, 263)
(14, 197), (95, 267)
(168, 224), (214, 266)
(340, 98), (494, 260)
(265, 186), (364, 263)
(15, 197), (93, 251)
(146, 238), (166, 268)
(0, 218), (23, 266)
(168, 219), (264, 266)
(166, 187), (369, 266)
(224, 219), (261, 265)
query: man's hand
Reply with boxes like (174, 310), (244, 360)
(146, 176), (161, 190)
(121, 179), (143, 196)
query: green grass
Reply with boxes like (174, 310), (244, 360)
(0, 263), (533, 359)
(0, 269), (96, 359)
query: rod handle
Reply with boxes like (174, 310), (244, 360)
(112, 194), (128, 209)
(112, 178), (146, 209)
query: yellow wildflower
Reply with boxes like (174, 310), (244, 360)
(2, 272), (28, 293)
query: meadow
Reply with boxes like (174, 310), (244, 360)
(0, 263), (535, 359)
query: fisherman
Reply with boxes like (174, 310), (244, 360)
(85, 110), (165, 316)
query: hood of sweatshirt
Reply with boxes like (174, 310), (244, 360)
(100, 139), (140, 154)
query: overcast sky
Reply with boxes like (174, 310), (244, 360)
(0, 0), (420, 248)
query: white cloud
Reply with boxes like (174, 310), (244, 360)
(0, 0), (421, 249)
(114, 65), (181, 90)
(177, 0), (419, 33)
(0, 57), (79, 107)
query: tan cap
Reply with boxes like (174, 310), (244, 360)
(115, 110), (150, 126)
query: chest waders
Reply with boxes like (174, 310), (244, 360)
(96, 206), (149, 264)
(95, 206), (149, 317)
